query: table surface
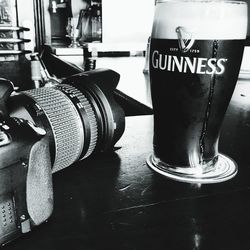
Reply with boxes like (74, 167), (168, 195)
(4, 58), (250, 250)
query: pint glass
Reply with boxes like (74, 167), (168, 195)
(147, 0), (248, 183)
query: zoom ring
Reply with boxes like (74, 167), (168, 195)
(23, 87), (84, 172)
(56, 84), (98, 159)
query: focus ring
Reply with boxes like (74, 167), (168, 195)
(23, 87), (84, 172)
(56, 84), (98, 159)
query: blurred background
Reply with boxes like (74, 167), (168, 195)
(0, 0), (249, 99)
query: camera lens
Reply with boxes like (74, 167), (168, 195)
(23, 84), (98, 172)
(9, 70), (125, 173)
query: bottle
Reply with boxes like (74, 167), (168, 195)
(30, 53), (43, 88)
(96, 4), (102, 41)
(30, 53), (61, 88)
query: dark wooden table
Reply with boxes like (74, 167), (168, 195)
(3, 76), (250, 250)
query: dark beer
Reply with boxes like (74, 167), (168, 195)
(147, 0), (248, 183)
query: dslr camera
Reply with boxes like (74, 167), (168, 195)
(0, 69), (125, 245)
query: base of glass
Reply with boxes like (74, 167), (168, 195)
(146, 154), (238, 184)
(68, 39), (80, 48)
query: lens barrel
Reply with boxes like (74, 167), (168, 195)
(8, 69), (125, 173)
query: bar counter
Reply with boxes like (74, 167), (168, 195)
(4, 55), (250, 250)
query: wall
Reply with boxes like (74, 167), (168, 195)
(101, 0), (155, 49)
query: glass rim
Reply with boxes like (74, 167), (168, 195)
(156, 0), (247, 4)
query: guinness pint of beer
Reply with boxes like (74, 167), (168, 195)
(147, 0), (248, 183)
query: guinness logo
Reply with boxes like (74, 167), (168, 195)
(176, 26), (195, 53)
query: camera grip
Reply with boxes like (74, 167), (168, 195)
(26, 137), (53, 226)
(0, 79), (14, 118)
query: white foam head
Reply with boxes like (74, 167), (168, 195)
(152, 0), (248, 40)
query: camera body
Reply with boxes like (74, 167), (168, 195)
(0, 69), (125, 245)
(0, 116), (52, 245)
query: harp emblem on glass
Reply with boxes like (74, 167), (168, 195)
(176, 26), (195, 53)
